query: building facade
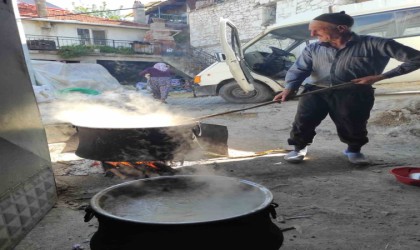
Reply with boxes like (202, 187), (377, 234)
(188, 0), (367, 55)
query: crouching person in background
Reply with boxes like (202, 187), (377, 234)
(139, 63), (173, 104)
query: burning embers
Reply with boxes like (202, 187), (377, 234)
(101, 161), (176, 180)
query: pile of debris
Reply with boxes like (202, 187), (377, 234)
(371, 98), (420, 126)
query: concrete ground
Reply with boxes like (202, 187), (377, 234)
(14, 84), (420, 250)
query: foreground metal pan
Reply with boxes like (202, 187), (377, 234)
(85, 175), (284, 250)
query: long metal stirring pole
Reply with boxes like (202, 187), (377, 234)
(193, 82), (354, 121)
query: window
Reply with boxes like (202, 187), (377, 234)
(394, 8), (420, 37)
(77, 28), (90, 45)
(353, 12), (395, 37)
(245, 24), (311, 54)
(92, 30), (107, 46)
(353, 7), (420, 38)
(243, 24), (311, 80)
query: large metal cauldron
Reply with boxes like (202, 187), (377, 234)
(85, 175), (284, 250)
(74, 122), (197, 162)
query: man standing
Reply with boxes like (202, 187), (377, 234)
(274, 11), (420, 165)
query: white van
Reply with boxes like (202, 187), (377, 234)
(193, 0), (420, 103)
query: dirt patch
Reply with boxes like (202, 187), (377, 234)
(370, 98), (420, 126)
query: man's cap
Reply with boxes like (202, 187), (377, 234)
(313, 11), (354, 27)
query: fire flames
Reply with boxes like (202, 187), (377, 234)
(105, 161), (159, 169)
(101, 161), (176, 179)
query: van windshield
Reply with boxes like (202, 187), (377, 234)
(243, 23), (311, 80)
(245, 23), (310, 54)
(270, 23), (312, 40)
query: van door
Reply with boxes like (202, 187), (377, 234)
(219, 18), (255, 92)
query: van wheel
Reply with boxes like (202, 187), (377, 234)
(219, 81), (274, 104)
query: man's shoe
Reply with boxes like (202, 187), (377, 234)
(343, 150), (370, 165)
(284, 147), (307, 163)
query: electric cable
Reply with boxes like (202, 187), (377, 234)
(24, 5), (147, 19)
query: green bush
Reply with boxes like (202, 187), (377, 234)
(99, 46), (134, 55)
(58, 45), (135, 58)
(98, 45), (118, 53)
(115, 47), (135, 55)
(58, 45), (94, 58)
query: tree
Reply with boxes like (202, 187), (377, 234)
(72, 1), (124, 20)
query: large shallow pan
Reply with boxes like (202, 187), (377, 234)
(74, 121), (229, 162)
(74, 122), (197, 162)
(85, 175), (284, 250)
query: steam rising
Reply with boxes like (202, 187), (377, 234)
(51, 91), (192, 128)
(43, 90), (228, 162)
(98, 176), (271, 223)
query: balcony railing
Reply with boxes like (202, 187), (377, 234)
(25, 35), (216, 77)
(25, 35), (159, 55)
(149, 13), (187, 24)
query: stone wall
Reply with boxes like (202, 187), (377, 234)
(189, 0), (277, 55)
(189, 0), (362, 54)
(276, 0), (357, 20)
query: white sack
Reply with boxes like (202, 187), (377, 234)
(31, 60), (122, 93)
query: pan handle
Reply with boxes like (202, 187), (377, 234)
(192, 122), (202, 137)
(84, 205), (96, 222)
(268, 202), (279, 219)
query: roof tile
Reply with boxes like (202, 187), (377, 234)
(18, 3), (149, 28)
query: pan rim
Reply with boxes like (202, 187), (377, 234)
(89, 175), (274, 225)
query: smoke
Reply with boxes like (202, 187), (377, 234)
(182, 162), (226, 176)
(50, 91), (191, 128)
